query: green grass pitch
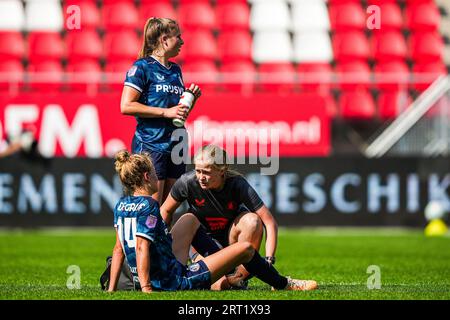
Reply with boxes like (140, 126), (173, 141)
(0, 228), (449, 300)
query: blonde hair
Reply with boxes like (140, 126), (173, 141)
(114, 150), (157, 195)
(138, 17), (179, 59)
(193, 145), (242, 178)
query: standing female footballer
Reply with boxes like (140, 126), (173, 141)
(120, 17), (201, 204)
(160, 145), (281, 289)
(108, 150), (317, 292)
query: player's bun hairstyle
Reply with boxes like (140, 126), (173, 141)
(138, 17), (179, 59)
(114, 150), (157, 195)
(193, 145), (242, 179)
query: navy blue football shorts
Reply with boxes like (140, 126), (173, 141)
(178, 260), (211, 290)
(132, 136), (186, 180)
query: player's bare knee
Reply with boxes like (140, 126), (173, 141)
(179, 212), (200, 229)
(241, 213), (262, 234)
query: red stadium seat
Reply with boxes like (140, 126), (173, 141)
(177, 0), (212, 3)
(374, 61), (410, 91)
(339, 89), (376, 120)
(329, 2), (366, 31)
(371, 3), (403, 31)
(323, 94), (338, 118)
(404, 0), (435, 4)
(220, 61), (256, 93)
(28, 61), (64, 92)
(409, 32), (444, 63)
(66, 30), (102, 63)
(66, 61), (102, 93)
(102, 2), (140, 31)
(217, 31), (252, 64)
(104, 60), (133, 91)
(0, 32), (25, 61)
(371, 31), (408, 62)
(63, 1), (100, 30)
(405, 0), (435, 2)
(216, 0), (248, 4)
(178, 3), (216, 31)
(104, 31), (141, 63)
(105, 60), (132, 73)
(182, 61), (219, 93)
(405, 2), (440, 32)
(215, 2), (250, 31)
(335, 61), (371, 90)
(179, 31), (218, 63)
(328, 0), (365, 4)
(139, 2), (177, 29)
(0, 60), (24, 75)
(378, 90), (412, 119)
(140, 0), (173, 2)
(367, 0), (398, 4)
(0, 60), (24, 92)
(28, 32), (65, 63)
(412, 61), (448, 92)
(258, 63), (296, 94)
(297, 63), (333, 94)
(332, 32), (371, 62)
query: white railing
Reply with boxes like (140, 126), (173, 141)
(364, 75), (450, 158)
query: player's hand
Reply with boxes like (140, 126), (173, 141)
(189, 83), (202, 100)
(164, 104), (189, 120)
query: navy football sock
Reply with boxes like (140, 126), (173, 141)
(191, 225), (221, 257)
(243, 251), (288, 290)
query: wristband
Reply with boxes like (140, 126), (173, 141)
(265, 256), (276, 265)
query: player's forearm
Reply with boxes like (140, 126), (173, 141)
(136, 244), (151, 292)
(264, 220), (278, 258)
(108, 246), (125, 292)
(121, 101), (166, 118)
(160, 207), (173, 227)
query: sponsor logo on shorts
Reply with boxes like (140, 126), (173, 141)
(189, 263), (200, 272)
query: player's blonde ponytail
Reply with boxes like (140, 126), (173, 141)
(138, 17), (179, 59)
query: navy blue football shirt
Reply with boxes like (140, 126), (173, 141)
(113, 195), (184, 290)
(124, 57), (185, 154)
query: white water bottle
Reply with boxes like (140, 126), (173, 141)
(173, 90), (195, 127)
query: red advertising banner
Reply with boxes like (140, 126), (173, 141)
(0, 92), (329, 157)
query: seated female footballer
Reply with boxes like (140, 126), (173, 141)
(160, 144), (280, 289)
(107, 150), (317, 292)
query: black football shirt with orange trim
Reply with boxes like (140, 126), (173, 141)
(170, 171), (264, 245)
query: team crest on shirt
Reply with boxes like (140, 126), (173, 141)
(227, 201), (236, 210)
(145, 215), (157, 228)
(189, 263), (200, 272)
(127, 66), (137, 77)
(195, 198), (205, 207)
(155, 73), (165, 81)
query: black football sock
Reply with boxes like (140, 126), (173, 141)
(243, 251), (288, 289)
(191, 225), (221, 257)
